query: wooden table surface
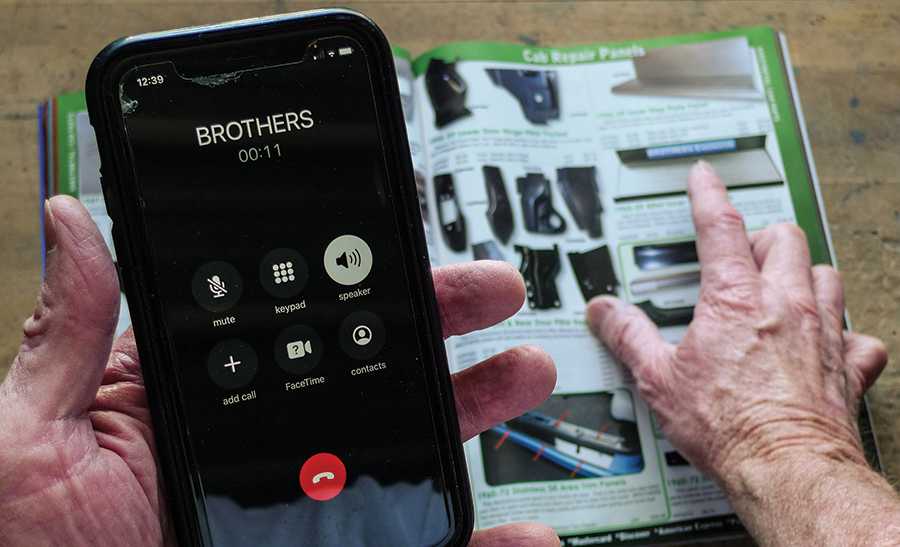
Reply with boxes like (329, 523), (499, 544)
(2, 2), (898, 545)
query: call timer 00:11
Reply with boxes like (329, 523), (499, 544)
(238, 143), (282, 162)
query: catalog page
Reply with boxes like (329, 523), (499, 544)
(408, 28), (822, 545)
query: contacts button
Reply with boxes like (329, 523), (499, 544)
(339, 311), (385, 360)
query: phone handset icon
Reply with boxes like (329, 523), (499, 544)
(312, 471), (335, 484)
(300, 453), (347, 501)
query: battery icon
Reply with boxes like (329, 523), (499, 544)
(338, 46), (353, 57)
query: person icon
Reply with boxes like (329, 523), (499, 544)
(353, 325), (372, 346)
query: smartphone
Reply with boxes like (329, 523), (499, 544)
(86, 9), (472, 546)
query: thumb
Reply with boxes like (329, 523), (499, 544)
(842, 330), (888, 397)
(585, 296), (672, 381)
(4, 196), (120, 420)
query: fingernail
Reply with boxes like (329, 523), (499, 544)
(43, 199), (59, 250)
(693, 159), (714, 173)
(585, 296), (625, 332)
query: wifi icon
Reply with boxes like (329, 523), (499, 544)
(336, 248), (362, 269)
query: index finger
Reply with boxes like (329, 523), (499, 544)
(432, 260), (526, 338)
(687, 161), (758, 281)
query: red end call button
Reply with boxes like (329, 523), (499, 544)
(299, 453), (347, 501)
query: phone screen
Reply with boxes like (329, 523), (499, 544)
(100, 19), (465, 547)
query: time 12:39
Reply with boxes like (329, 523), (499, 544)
(238, 144), (281, 162)
(136, 75), (165, 87)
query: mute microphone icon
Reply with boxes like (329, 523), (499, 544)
(208, 275), (227, 298)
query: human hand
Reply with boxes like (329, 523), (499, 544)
(585, 161), (887, 487)
(0, 196), (558, 547)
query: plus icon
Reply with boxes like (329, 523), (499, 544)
(223, 355), (241, 373)
(207, 341), (257, 389)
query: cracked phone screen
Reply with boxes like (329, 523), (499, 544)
(114, 32), (457, 547)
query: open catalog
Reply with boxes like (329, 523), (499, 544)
(394, 27), (880, 546)
(40, 25), (878, 547)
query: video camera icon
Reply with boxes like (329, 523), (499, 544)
(324, 235), (372, 286)
(287, 339), (314, 359)
(275, 325), (323, 375)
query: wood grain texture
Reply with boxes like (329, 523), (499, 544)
(2, 3), (898, 545)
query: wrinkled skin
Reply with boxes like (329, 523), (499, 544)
(0, 195), (560, 547)
(587, 161), (895, 546)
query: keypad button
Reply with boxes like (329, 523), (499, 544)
(260, 248), (309, 298)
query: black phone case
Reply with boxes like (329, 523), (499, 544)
(85, 9), (473, 546)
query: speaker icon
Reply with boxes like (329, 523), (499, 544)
(336, 248), (362, 269)
(324, 235), (373, 286)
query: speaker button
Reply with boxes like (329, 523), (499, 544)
(323, 235), (373, 286)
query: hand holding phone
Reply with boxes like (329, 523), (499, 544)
(0, 195), (558, 547)
(85, 9), (476, 546)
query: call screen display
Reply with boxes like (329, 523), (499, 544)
(112, 26), (456, 546)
